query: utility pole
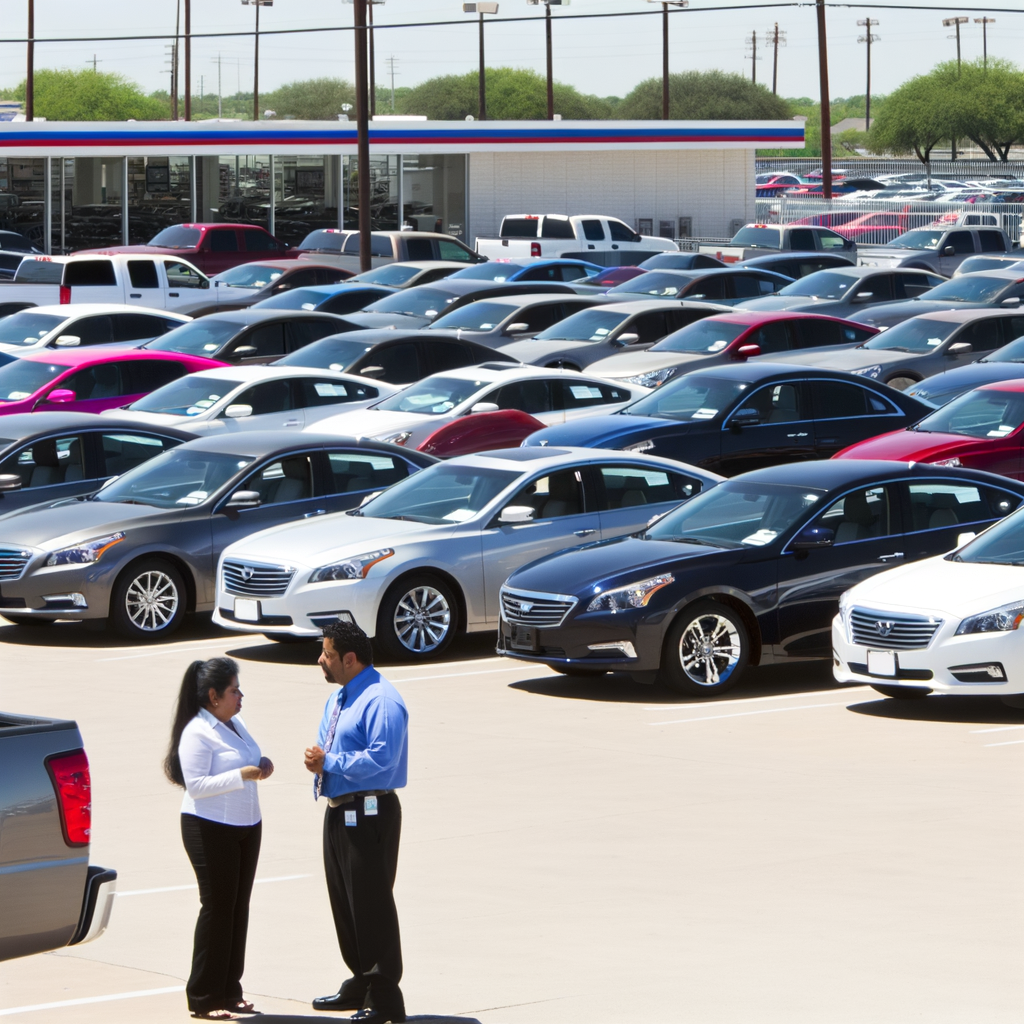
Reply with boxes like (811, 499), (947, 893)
(527, 0), (563, 121)
(87, 55), (99, 71)
(943, 16), (968, 73)
(200, 75), (204, 115)
(646, 2), (688, 121)
(353, 0), (372, 272)
(815, 0), (832, 200)
(184, 0), (191, 120)
(767, 22), (786, 95)
(172, 0), (180, 120)
(26, 0), (34, 121)
(857, 19), (879, 128)
(744, 31), (761, 85)
(385, 56), (399, 112)
(974, 17), (995, 68)
(368, 0), (377, 118)
(217, 54), (223, 117)
(464, 4), (499, 121)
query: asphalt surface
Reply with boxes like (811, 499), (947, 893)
(0, 617), (1021, 1023)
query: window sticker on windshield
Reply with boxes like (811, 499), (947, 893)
(203, 343), (219, 352)
(707, 340), (728, 352)
(988, 425), (1014, 436)
(570, 385), (602, 399)
(742, 528), (778, 546)
(424, 309), (438, 317)
(176, 490), (208, 506)
(6, 391), (30, 400)
(691, 407), (718, 419)
(443, 508), (475, 522)
(329, 363), (345, 371)
(592, 328), (611, 337)
(301, 303), (316, 311)
(927, 337), (943, 346)
(478, 323), (496, 330)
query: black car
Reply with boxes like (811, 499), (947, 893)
(637, 252), (727, 272)
(0, 412), (194, 513)
(604, 267), (793, 305)
(524, 363), (932, 476)
(736, 251), (856, 280)
(252, 284), (397, 316)
(276, 329), (516, 385)
(498, 460), (1024, 694)
(141, 309), (348, 365)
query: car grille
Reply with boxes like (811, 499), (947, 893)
(0, 548), (31, 581)
(222, 560), (295, 598)
(850, 607), (941, 650)
(500, 587), (577, 627)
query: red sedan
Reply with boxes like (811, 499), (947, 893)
(833, 381), (1024, 480)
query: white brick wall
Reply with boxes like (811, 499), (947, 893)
(468, 149), (755, 242)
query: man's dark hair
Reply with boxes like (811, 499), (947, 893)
(322, 620), (373, 665)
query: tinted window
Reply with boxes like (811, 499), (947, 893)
(326, 452), (408, 494)
(629, 312), (672, 345)
(241, 455), (314, 504)
(112, 313), (177, 342)
(282, 268), (319, 289)
(730, 227), (781, 248)
(430, 341), (475, 373)
(897, 272), (941, 299)
(209, 230), (239, 253)
(232, 380), (292, 415)
(100, 432), (177, 477)
(793, 319), (840, 349)
(500, 218), (539, 238)
(816, 486), (895, 543)
(732, 382), (805, 424)
(853, 275), (893, 302)
(150, 226), (202, 248)
(14, 260), (65, 284)
(72, 315), (114, 346)
(508, 469), (585, 519)
(294, 378), (377, 408)
(906, 480), (1014, 532)
(232, 324), (286, 359)
(749, 322), (793, 353)
(947, 231), (975, 255)
(541, 219), (574, 240)
(732, 274), (769, 299)
(0, 434), (86, 488)
(127, 260), (159, 289)
(489, 380), (555, 415)
(404, 237), (434, 261)
(288, 318), (341, 351)
(582, 219), (605, 241)
(789, 229), (816, 250)
(355, 341), (423, 384)
(979, 230), (1008, 253)
(242, 230), (277, 252)
(518, 264), (565, 283)
(811, 381), (894, 419)
(122, 359), (188, 394)
(593, 465), (699, 510)
(64, 260), (116, 287)
(298, 229), (348, 252)
(61, 363), (124, 400)
(958, 319), (1006, 353)
(684, 276), (728, 300)
(608, 220), (638, 243)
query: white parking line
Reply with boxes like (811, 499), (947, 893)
(971, 724), (1024, 734)
(650, 701), (850, 726)
(985, 739), (1024, 748)
(645, 687), (871, 712)
(395, 665), (545, 683)
(0, 986), (184, 1016)
(117, 874), (310, 897)
(98, 641), (256, 663)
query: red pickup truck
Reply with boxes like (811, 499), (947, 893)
(77, 223), (295, 275)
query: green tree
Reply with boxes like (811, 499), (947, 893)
(264, 77), (356, 120)
(618, 70), (791, 120)
(2, 68), (167, 120)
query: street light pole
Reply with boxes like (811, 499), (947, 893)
(173, 0), (180, 120)
(242, 0), (272, 121)
(26, 0), (34, 121)
(815, 0), (832, 200)
(527, 0), (565, 121)
(463, 3), (499, 121)
(857, 18), (879, 129)
(185, 0), (192, 120)
(974, 17), (995, 69)
(353, 0), (372, 272)
(943, 16), (968, 73)
(646, 1), (688, 121)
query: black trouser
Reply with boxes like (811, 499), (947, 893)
(180, 813), (262, 1014)
(323, 792), (404, 1018)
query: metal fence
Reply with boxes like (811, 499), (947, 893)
(756, 157), (1024, 183)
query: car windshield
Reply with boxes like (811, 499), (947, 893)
(533, 309), (629, 342)
(911, 388), (1024, 438)
(357, 463), (519, 525)
(254, 287), (328, 311)
(730, 227), (782, 248)
(93, 448), (254, 508)
(646, 480), (825, 548)
(374, 375), (486, 415)
(298, 229), (346, 252)
(955, 505), (1024, 565)
(650, 319), (747, 354)
(428, 301), (518, 331)
(0, 359), (65, 400)
(362, 287), (457, 318)
(212, 264), (285, 289)
(276, 336), (373, 370)
(128, 376), (245, 415)
(0, 312), (65, 346)
(448, 263), (520, 282)
(862, 318), (959, 353)
(145, 318), (242, 356)
(777, 271), (858, 298)
(608, 271), (694, 297)
(919, 276), (1013, 303)
(886, 229), (946, 250)
(148, 226), (202, 248)
(986, 337), (1024, 363)
(350, 265), (421, 286)
(622, 374), (748, 421)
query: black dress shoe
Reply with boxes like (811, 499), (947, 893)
(312, 992), (365, 1012)
(348, 1010), (406, 1023)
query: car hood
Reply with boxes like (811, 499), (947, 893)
(0, 497), (179, 549)
(525, 414), (678, 448)
(851, 301), (985, 326)
(847, 554), (1024, 620)
(587, 349), (713, 377)
(732, 295), (825, 312)
(856, 246), (928, 262)
(340, 312), (431, 330)
(833, 427), (985, 462)
(908, 361), (1024, 402)
(223, 510), (454, 566)
(768, 346), (906, 369)
(497, 338), (602, 359)
(99, 409), (194, 427)
(309, 408), (423, 439)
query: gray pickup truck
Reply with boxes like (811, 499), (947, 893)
(0, 712), (116, 961)
(857, 225), (1016, 275)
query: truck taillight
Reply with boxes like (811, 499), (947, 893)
(59, 285), (71, 304)
(530, 242), (541, 257)
(47, 749), (91, 846)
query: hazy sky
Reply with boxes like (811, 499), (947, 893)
(0, 0), (1018, 107)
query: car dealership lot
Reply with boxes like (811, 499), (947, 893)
(0, 620), (1021, 1024)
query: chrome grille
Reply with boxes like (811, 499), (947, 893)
(0, 548), (31, 582)
(222, 560), (295, 598)
(500, 587), (577, 627)
(851, 607), (941, 650)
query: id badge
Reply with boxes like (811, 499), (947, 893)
(364, 795), (378, 816)
(344, 809), (357, 826)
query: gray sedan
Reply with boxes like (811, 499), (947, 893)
(0, 433), (435, 640)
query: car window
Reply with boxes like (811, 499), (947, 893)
(749, 322), (793, 353)
(100, 432), (177, 477)
(127, 260), (159, 289)
(293, 377), (378, 408)
(61, 363), (124, 400)
(789, 228), (816, 250)
(232, 323), (286, 359)
(592, 465), (701, 510)
(811, 380), (895, 419)
(240, 454), (315, 504)
(325, 451), (409, 494)
(284, 268), (320, 289)
(489, 379), (555, 415)
(581, 219), (605, 241)
(979, 230), (1007, 253)
(946, 231), (975, 255)
(959, 319), (1005, 353)
(517, 303), (572, 334)
(558, 264), (591, 281)
(430, 340), (475, 373)
(507, 468), (586, 519)
(793, 319), (840, 349)
(122, 359), (189, 394)
(404, 237), (434, 261)
(112, 313), (178, 342)
(816, 486), (895, 544)
(64, 260), (116, 287)
(356, 342), (424, 385)
(905, 480), (1017, 532)
(731, 382), (806, 424)
(685, 276), (728, 301)
(854, 275), (894, 302)
(541, 219), (574, 240)
(608, 220), (638, 243)
(165, 261), (206, 289)
(230, 380), (293, 415)
(817, 229), (850, 250)
(209, 229), (239, 253)
(436, 239), (475, 262)
(369, 234), (397, 258)
(518, 265), (563, 283)
(70, 315), (114, 346)
(665, 308), (717, 334)
(559, 380), (631, 411)
(896, 273), (936, 299)
(732, 274), (768, 299)
(0, 434), (86, 488)
(288, 318), (340, 352)
(242, 230), (277, 252)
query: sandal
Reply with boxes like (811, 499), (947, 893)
(232, 1002), (260, 1015)
(190, 1012), (238, 1021)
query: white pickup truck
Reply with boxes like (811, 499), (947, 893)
(0, 254), (218, 316)
(476, 214), (678, 265)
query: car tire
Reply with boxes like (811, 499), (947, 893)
(660, 599), (749, 697)
(870, 683), (930, 699)
(375, 574), (459, 661)
(884, 375), (919, 391)
(110, 559), (187, 641)
(1, 614), (53, 627)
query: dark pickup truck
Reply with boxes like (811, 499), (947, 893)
(0, 712), (116, 961)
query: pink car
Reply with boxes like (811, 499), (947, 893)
(0, 349), (226, 416)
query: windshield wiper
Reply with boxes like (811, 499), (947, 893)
(660, 535), (723, 548)
(879, 346), (910, 352)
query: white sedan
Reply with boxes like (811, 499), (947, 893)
(834, 508), (1024, 699)
(102, 365), (398, 435)
(307, 363), (646, 449)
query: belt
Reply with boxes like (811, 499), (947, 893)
(327, 789), (393, 809)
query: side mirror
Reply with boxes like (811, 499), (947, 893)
(729, 408), (761, 429)
(791, 525), (834, 549)
(734, 343), (761, 360)
(851, 291), (873, 303)
(54, 334), (81, 347)
(0, 473), (23, 492)
(470, 402), (500, 414)
(616, 332), (640, 345)
(499, 505), (535, 524)
(942, 245), (956, 256)
(947, 342), (972, 356)
(224, 403), (253, 419)
(200, 279), (210, 289)
(231, 345), (257, 358)
(1001, 296), (1021, 307)
(45, 388), (76, 404)
(225, 489), (261, 509)
(505, 322), (530, 334)
(358, 365), (386, 378)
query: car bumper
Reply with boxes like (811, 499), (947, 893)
(0, 562), (113, 620)
(832, 613), (1024, 695)
(69, 866), (117, 946)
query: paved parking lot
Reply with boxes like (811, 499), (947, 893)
(1, 618), (1022, 1024)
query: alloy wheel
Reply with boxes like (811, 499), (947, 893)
(678, 612), (742, 687)
(393, 585), (451, 653)
(124, 570), (180, 633)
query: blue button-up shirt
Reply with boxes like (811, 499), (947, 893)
(317, 665), (408, 798)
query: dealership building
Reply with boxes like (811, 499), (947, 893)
(0, 118), (804, 252)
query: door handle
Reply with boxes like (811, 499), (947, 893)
(786, 432), (809, 438)
(819, 437), (838, 445)
(304, 509), (327, 518)
(129, 293), (142, 298)
(168, 292), (179, 297)
(284, 418), (301, 426)
(573, 528), (597, 537)
(878, 551), (904, 561)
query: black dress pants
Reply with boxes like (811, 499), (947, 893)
(180, 813), (262, 1014)
(323, 792), (404, 1018)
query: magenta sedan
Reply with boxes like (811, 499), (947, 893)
(0, 349), (227, 416)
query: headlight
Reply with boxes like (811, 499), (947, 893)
(851, 364), (882, 379)
(45, 532), (125, 567)
(623, 367), (677, 389)
(931, 456), (961, 468)
(838, 589), (854, 640)
(308, 548), (394, 584)
(586, 574), (674, 613)
(378, 431), (412, 447)
(955, 600), (1024, 635)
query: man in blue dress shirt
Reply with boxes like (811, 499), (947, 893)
(304, 621), (409, 1024)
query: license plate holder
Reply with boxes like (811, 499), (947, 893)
(867, 649), (896, 677)
(234, 598), (260, 623)
(510, 623), (539, 652)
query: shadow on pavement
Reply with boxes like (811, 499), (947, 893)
(228, 633), (499, 668)
(0, 614), (242, 650)
(848, 694), (1024, 725)
(257, 1018), (480, 1024)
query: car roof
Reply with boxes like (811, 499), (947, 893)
(282, 283), (391, 297)
(16, 304), (191, 318)
(980, 379), (1024, 393)
(19, 348), (217, 367)
(366, 260), (479, 272)
(190, 308), (344, 326)
(171, 365), (375, 383)
(699, 310), (874, 327)
(446, 292), (592, 309)
(445, 446), (723, 480)
(422, 363), (604, 385)
(0, 411), (195, 444)
(684, 361), (890, 384)
(954, 269), (1024, 281)
(175, 431), (419, 458)
(914, 307), (1024, 324)
(218, 260), (313, 272)
(179, 223), (274, 231)
(593, 299), (734, 314)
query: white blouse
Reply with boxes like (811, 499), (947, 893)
(178, 707), (262, 826)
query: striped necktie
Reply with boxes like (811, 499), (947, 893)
(314, 689), (345, 800)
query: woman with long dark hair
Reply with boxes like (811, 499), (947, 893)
(165, 657), (274, 1021)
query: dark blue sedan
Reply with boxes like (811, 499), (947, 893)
(906, 333), (1024, 407)
(604, 267), (794, 305)
(498, 460), (1024, 695)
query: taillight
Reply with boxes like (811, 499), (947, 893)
(59, 285), (71, 304)
(47, 749), (91, 846)
(530, 242), (541, 257)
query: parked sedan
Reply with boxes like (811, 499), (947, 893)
(106, 366), (397, 435)
(0, 413), (194, 520)
(952, 255), (1024, 277)
(523, 363), (931, 475)
(447, 257), (603, 283)
(906, 333), (1024, 406)
(202, 260), (354, 314)
(211, 448), (722, 655)
(422, 293), (604, 345)
(343, 261), (474, 289)
(0, 433), (436, 639)
(735, 251), (856, 280)
(605, 268), (792, 305)
(0, 349), (224, 416)
(497, 461), (1024, 694)
(637, 253), (727, 271)
(584, 312), (877, 389)
(252, 284), (396, 315)
(834, 506), (1024, 699)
